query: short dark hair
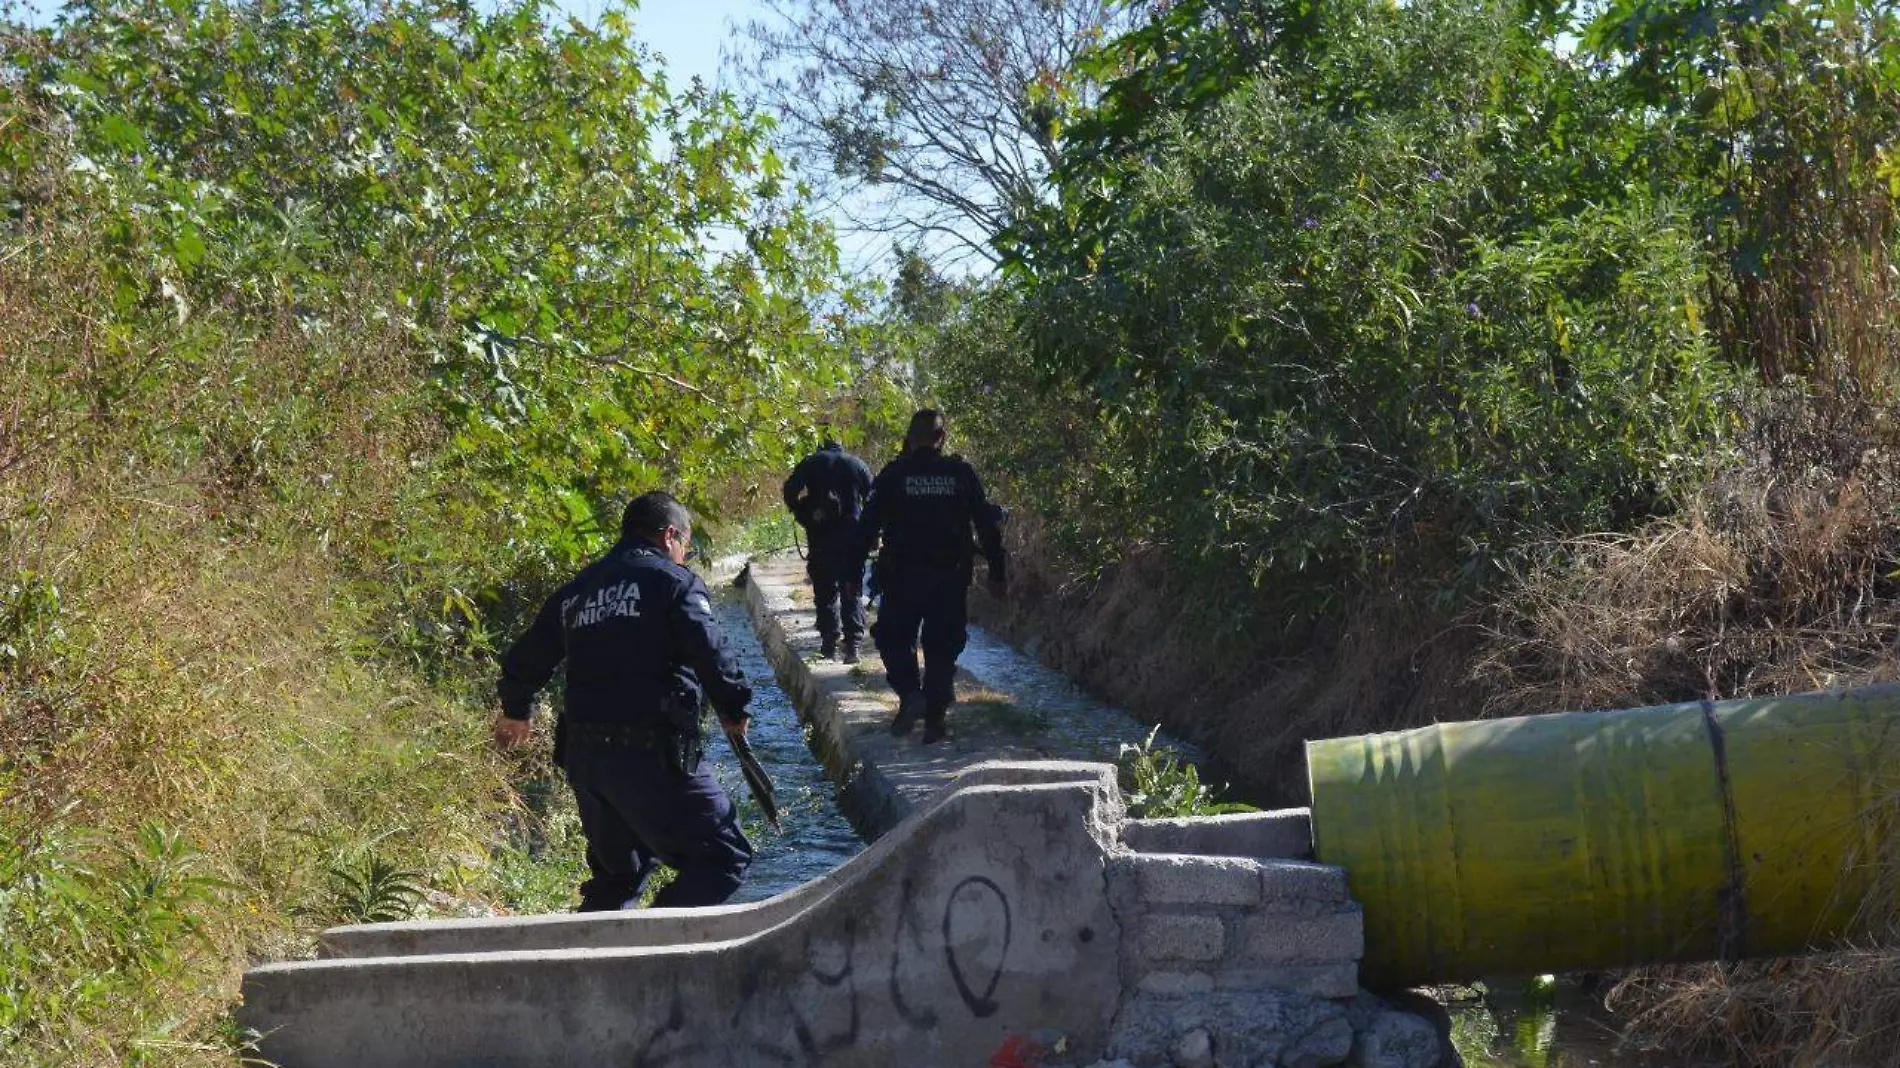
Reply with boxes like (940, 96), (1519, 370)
(622, 491), (692, 542)
(907, 408), (945, 444)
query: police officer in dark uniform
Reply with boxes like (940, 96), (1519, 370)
(493, 491), (754, 911)
(782, 433), (873, 663)
(860, 409), (1006, 744)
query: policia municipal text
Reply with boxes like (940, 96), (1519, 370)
(493, 492), (754, 911)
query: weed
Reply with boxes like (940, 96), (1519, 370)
(317, 855), (428, 926)
(1116, 727), (1253, 819)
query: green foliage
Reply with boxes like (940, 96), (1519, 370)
(11, 0), (866, 596)
(1584, 0), (1900, 394)
(1116, 727), (1253, 819)
(317, 854), (427, 926)
(947, 0), (1746, 625)
(0, 572), (66, 677)
(0, 1), (883, 1063)
(0, 819), (227, 1065)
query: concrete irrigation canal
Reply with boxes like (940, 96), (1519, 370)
(238, 552), (1900, 1067)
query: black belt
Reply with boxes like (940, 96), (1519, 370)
(565, 721), (678, 749)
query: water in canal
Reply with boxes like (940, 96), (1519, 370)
(702, 598), (1184, 901)
(706, 593), (863, 902)
(1448, 981), (1691, 1067)
(959, 621), (1200, 762)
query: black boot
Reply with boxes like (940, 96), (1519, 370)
(921, 704), (951, 745)
(819, 636), (837, 660)
(840, 641), (859, 665)
(889, 692), (924, 736)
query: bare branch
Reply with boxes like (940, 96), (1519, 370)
(736, 0), (1133, 264)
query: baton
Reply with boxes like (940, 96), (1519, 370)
(726, 730), (781, 832)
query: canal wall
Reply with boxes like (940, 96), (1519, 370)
(238, 553), (1450, 1068)
(241, 757), (1443, 1068)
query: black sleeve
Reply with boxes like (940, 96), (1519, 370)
(669, 574), (753, 725)
(850, 455), (873, 503)
(964, 464), (1007, 583)
(497, 593), (565, 721)
(856, 463), (897, 556)
(782, 458), (810, 521)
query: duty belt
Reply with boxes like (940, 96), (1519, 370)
(565, 721), (676, 750)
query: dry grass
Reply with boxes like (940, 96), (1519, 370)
(979, 390), (1900, 1064)
(1470, 393), (1900, 1067)
(1474, 396), (1900, 716)
(0, 235), (525, 1065)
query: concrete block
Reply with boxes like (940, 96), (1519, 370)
(1236, 907), (1364, 964)
(1259, 860), (1351, 909)
(1170, 1028), (1215, 1068)
(1285, 1015), (1355, 1068)
(1351, 1010), (1444, 1068)
(1139, 914), (1226, 962)
(1136, 970), (1216, 995)
(1105, 854), (1144, 914)
(1134, 854), (1264, 906)
(1215, 963), (1361, 999)
(1122, 809), (1313, 859)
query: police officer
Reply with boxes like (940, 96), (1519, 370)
(493, 491), (754, 911)
(782, 432), (873, 663)
(860, 409), (1006, 744)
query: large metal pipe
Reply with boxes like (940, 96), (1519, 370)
(1306, 685), (1900, 989)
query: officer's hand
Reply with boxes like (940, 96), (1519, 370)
(987, 576), (1008, 601)
(722, 716), (750, 740)
(492, 713), (532, 750)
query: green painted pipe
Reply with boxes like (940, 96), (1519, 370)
(1306, 685), (1900, 989)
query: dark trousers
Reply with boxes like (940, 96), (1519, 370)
(562, 741), (752, 910)
(871, 567), (968, 712)
(808, 548), (865, 645)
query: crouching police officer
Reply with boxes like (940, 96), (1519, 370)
(493, 491), (753, 911)
(860, 409), (1006, 744)
(783, 432), (873, 662)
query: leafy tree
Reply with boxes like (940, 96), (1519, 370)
(1584, 0), (1900, 396)
(951, 0), (1741, 620)
(12, 0), (870, 580)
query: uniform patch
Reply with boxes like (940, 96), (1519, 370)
(905, 474), (958, 497)
(690, 593), (712, 616)
(566, 580), (643, 628)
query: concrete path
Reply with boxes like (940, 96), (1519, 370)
(741, 552), (1157, 837)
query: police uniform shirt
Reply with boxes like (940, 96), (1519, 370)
(498, 540), (752, 728)
(860, 449), (1006, 581)
(783, 443), (873, 533)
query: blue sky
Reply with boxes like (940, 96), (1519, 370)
(622, 0), (762, 89)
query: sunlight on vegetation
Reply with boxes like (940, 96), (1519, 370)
(1116, 727), (1254, 819)
(4, 0), (1897, 1060)
(0, 0), (901, 1060)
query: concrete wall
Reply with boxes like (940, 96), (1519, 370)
(240, 757), (1434, 1068)
(242, 762), (1128, 1068)
(1108, 853), (1364, 1001)
(240, 550), (1439, 1068)
(1121, 810), (1315, 861)
(742, 555), (914, 836)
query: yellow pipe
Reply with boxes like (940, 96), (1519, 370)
(1306, 685), (1900, 989)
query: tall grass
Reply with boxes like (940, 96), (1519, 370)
(0, 228), (547, 1065)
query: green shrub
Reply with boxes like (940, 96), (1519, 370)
(944, 0), (1741, 627)
(1116, 728), (1254, 819)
